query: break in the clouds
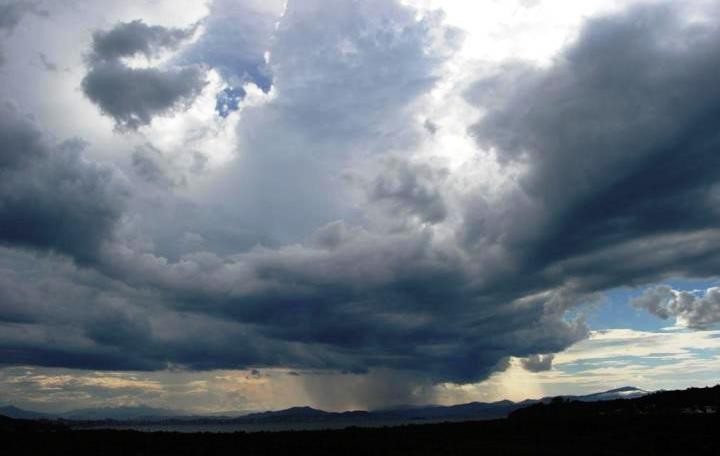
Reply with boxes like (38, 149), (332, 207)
(2, 0), (720, 411)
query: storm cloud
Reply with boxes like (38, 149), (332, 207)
(467, 2), (720, 295)
(2, 0), (720, 411)
(0, 103), (125, 264)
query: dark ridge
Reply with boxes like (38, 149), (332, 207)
(1, 384), (718, 455)
(510, 384), (720, 422)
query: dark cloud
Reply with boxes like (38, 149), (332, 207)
(7, 0), (720, 402)
(2, 0), (583, 386)
(89, 19), (195, 63)
(0, 0), (47, 65)
(0, 103), (43, 168)
(633, 285), (720, 329)
(0, 104), (125, 264)
(423, 119), (438, 135)
(0, 1), (46, 32)
(632, 285), (675, 320)
(0, 260), (162, 371)
(369, 158), (448, 224)
(521, 354), (554, 372)
(131, 144), (178, 188)
(82, 61), (205, 130)
(310, 220), (359, 249)
(0, 247), (382, 375)
(37, 52), (57, 71)
(467, 3), (720, 296)
(82, 20), (206, 130)
(84, 307), (153, 349)
(93, 223), (587, 383)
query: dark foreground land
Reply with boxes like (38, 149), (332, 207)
(2, 385), (720, 455)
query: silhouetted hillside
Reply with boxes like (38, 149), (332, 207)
(0, 415), (67, 433)
(510, 384), (720, 421)
(1, 384), (719, 455)
(0, 405), (54, 420)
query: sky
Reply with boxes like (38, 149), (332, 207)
(1, 0), (720, 414)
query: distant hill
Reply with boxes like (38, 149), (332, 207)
(176, 386), (652, 426)
(0, 415), (67, 433)
(0, 404), (186, 421)
(510, 384), (720, 421)
(372, 400), (519, 421)
(0, 405), (55, 420)
(0, 386), (651, 425)
(558, 386), (649, 402)
(59, 405), (186, 421)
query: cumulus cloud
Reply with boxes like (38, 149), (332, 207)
(82, 63), (206, 130)
(632, 286), (675, 320)
(520, 354), (555, 373)
(82, 20), (206, 129)
(88, 19), (195, 63)
(192, 0), (462, 245)
(633, 285), (720, 329)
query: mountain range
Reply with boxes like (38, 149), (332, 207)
(0, 386), (649, 423)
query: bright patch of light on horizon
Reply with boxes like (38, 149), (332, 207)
(436, 360), (546, 403)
